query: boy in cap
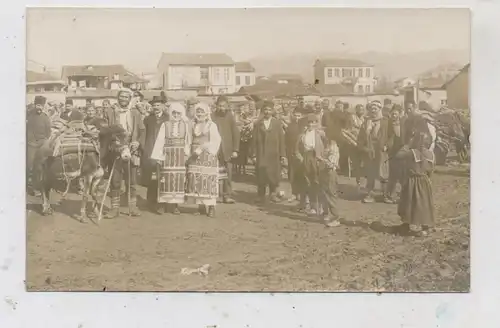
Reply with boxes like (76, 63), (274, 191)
(296, 113), (340, 225)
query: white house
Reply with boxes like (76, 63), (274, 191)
(394, 77), (416, 89)
(235, 62), (256, 90)
(314, 58), (376, 94)
(443, 63), (469, 110)
(26, 70), (66, 104)
(157, 53), (237, 95)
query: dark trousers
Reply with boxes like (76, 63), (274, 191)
(26, 141), (47, 190)
(338, 143), (350, 176)
(26, 144), (38, 188)
(319, 168), (339, 220)
(386, 158), (404, 199)
(256, 167), (278, 198)
(145, 162), (158, 205)
(109, 159), (138, 208)
(221, 161), (233, 197)
(287, 156), (303, 196)
(349, 145), (363, 184)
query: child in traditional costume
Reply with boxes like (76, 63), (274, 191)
(396, 131), (435, 236)
(150, 102), (191, 214)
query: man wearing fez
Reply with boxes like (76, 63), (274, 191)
(60, 99), (84, 122)
(141, 96), (169, 207)
(212, 95), (240, 204)
(26, 95), (51, 195)
(104, 88), (144, 218)
(250, 100), (286, 204)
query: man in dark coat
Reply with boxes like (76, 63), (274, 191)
(212, 95), (240, 204)
(141, 96), (169, 207)
(250, 100), (286, 204)
(26, 95), (51, 195)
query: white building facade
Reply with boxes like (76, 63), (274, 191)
(314, 59), (376, 94)
(158, 53), (237, 95)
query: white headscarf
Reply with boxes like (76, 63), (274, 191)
(169, 102), (187, 122)
(194, 102), (212, 122)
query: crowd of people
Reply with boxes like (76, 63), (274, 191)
(27, 89), (449, 236)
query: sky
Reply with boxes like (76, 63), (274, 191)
(27, 8), (470, 73)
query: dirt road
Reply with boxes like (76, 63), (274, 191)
(26, 164), (469, 292)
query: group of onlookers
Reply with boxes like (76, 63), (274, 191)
(27, 91), (439, 236)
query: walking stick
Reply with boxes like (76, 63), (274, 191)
(98, 158), (116, 223)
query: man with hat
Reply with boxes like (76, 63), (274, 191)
(60, 99), (84, 122)
(250, 100), (286, 204)
(141, 95), (169, 199)
(103, 88), (144, 218)
(26, 95), (51, 195)
(212, 95), (240, 204)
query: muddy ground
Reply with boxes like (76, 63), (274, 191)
(26, 163), (469, 292)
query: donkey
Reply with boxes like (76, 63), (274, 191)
(40, 124), (132, 223)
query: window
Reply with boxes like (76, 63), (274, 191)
(236, 76), (241, 85)
(441, 99), (447, 106)
(358, 68), (363, 77)
(213, 68), (220, 82)
(200, 68), (209, 80)
(365, 68), (371, 78)
(245, 76), (250, 85)
(327, 68), (333, 78)
(342, 69), (346, 77)
(352, 68), (356, 76)
(358, 85), (363, 93)
(224, 68), (230, 82)
(365, 85), (371, 93)
(334, 68), (340, 77)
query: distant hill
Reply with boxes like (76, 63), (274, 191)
(247, 49), (470, 83)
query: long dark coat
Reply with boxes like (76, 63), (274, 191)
(211, 111), (240, 163)
(251, 117), (286, 185)
(141, 113), (169, 186)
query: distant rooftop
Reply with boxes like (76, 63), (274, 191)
(61, 65), (147, 83)
(158, 53), (235, 68)
(314, 58), (373, 67)
(235, 62), (255, 73)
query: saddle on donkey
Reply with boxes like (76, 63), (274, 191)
(42, 119), (101, 177)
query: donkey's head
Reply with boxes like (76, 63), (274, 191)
(99, 124), (132, 160)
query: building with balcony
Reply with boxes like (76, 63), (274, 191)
(61, 64), (148, 91)
(26, 70), (66, 104)
(314, 58), (376, 94)
(157, 53), (236, 95)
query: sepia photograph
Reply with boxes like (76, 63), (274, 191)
(25, 7), (470, 292)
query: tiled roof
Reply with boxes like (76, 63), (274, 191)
(26, 70), (60, 83)
(314, 58), (373, 67)
(158, 53), (234, 69)
(442, 63), (470, 88)
(61, 65), (146, 83)
(235, 62), (255, 73)
(238, 80), (318, 98)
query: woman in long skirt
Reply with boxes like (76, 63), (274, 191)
(396, 131), (435, 236)
(150, 102), (192, 214)
(185, 102), (222, 217)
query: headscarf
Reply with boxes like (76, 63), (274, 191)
(169, 102), (187, 122)
(194, 102), (211, 122)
